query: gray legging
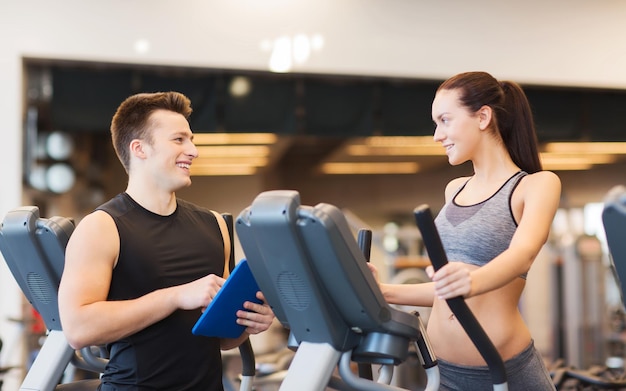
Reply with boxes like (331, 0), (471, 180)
(437, 340), (555, 391)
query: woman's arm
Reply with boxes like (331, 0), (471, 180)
(367, 262), (436, 307)
(429, 171), (562, 299)
(379, 281), (436, 307)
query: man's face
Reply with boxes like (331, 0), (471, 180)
(140, 109), (198, 191)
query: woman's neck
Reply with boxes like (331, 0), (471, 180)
(471, 144), (519, 183)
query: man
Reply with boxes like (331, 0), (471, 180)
(58, 91), (275, 390)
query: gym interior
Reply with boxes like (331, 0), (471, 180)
(2, 1), (626, 390)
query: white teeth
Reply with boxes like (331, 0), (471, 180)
(177, 163), (190, 169)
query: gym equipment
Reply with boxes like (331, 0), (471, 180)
(413, 205), (508, 390)
(221, 214), (256, 391)
(549, 185), (626, 390)
(0, 207), (255, 391)
(0, 337), (15, 391)
(0, 338), (3, 390)
(603, 186), (626, 308)
(235, 190), (508, 391)
(0, 206), (97, 391)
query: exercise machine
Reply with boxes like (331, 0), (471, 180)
(0, 206), (256, 391)
(235, 190), (508, 390)
(603, 186), (626, 311)
(0, 206), (98, 391)
(550, 185), (626, 390)
(0, 337), (17, 390)
(413, 205), (507, 390)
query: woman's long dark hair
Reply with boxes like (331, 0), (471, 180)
(438, 72), (542, 173)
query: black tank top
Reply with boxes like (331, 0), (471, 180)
(97, 193), (225, 390)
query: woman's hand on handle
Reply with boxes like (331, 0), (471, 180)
(427, 262), (473, 299)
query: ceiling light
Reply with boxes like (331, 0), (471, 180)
(46, 163), (76, 193)
(341, 136), (444, 157)
(364, 136), (436, 146)
(311, 34), (324, 51)
(543, 142), (626, 154)
(321, 162), (419, 175)
(28, 163), (75, 193)
(45, 131), (74, 160)
(263, 33), (325, 73)
(293, 34), (311, 64)
(190, 165), (258, 176)
(346, 145), (445, 156)
(133, 39), (151, 54)
(269, 36), (292, 73)
(195, 145), (270, 158)
(193, 133), (277, 145)
(229, 76), (252, 97)
(540, 153), (617, 166)
(541, 162), (593, 171)
(193, 156), (268, 166)
(188, 133), (281, 177)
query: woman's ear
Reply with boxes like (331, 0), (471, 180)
(130, 139), (147, 159)
(477, 105), (493, 131)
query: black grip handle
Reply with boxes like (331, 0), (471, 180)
(222, 213), (236, 272)
(413, 205), (507, 386)
(356, 228), (374, 380)
(223, 213), (256, 377)
(357, 228), (372, 262)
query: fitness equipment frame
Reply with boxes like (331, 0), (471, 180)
(0, 207), (255, 391)
(549, 186), (626, 389)
(235, 190), (508, 390)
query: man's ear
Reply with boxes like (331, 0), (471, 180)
(477, 105), (493, 131)
(130, 139), (147, 159)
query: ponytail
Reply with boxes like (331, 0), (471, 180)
(499, 81), (542, 174)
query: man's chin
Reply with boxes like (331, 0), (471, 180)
(173, 178), (193, 191)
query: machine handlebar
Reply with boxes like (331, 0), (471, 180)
(413, 205), (507, 387)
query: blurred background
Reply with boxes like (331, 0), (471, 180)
(2, 1), (626, 389)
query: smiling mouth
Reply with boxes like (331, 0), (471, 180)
(176, 163), (191, 170)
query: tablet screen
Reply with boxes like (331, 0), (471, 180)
(192, 259), (262, 338)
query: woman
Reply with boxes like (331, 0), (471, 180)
(373, 72), (561, 390)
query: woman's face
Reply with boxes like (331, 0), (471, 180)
(431, 88), (482, 166)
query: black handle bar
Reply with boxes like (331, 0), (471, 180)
(358, 228), (372, 262)
(223, 214), (256, 377)
(356, 228), (375, 381)
(413, 205), (507, 387)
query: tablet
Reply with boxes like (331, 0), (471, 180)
(192, 259), (263, 338)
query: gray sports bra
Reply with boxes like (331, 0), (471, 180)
(434, 171), (528, 279)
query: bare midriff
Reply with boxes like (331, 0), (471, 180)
(426, 265), (531, 365)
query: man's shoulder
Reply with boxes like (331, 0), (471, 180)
(96, 193), (133, 218)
